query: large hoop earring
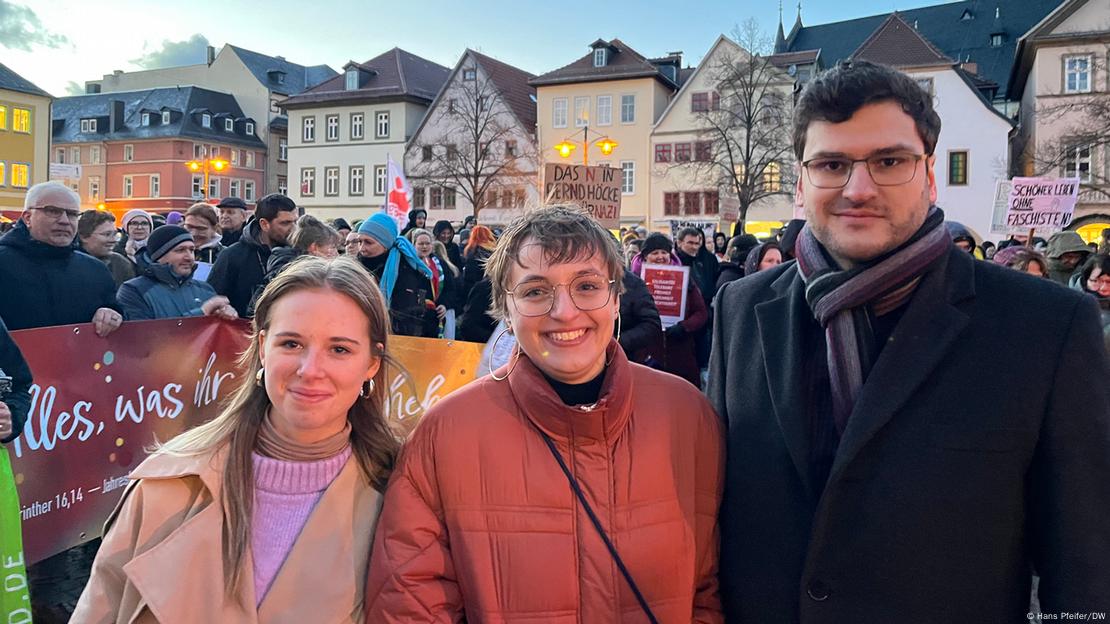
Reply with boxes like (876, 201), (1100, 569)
(489, 327), (521, 382)
(255, 368), (265, 387)
(360, 379), (375, 399)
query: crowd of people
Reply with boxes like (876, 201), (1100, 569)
(0, 59), (1108, 622)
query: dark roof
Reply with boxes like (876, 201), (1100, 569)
(768, 49), (821, 68)
(470, 50), (537, 130)
(269, 115), (288, 131)
(280, 48), (450, 108)
(227, 45), (338, 96)
(852, 12), (954, 67)
(530, 38), (678, 88)
(52, 86), (267, 148)
(953, 66), (1014, 125)
(0, 61), (51, 98)
(782, 0), (1064, 98)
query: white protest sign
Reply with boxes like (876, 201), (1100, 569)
(49, 163), (81, 180)
(989, 179), (1018, 236)
(542, 164), (622, 228)
(1002, 177), (1080, 233)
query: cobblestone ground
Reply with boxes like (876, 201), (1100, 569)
(27, 539), (100, 624)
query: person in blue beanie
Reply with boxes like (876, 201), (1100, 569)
(356, 212), (438, 336)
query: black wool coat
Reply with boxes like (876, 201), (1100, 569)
(707, 248), (1110, 623)
(0, 223), (119, 331)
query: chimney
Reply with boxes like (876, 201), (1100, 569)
(667, 50), (683, 64)
(962, 61), (978, 75)
(112, 69), (123, 76)
(109, 100), (125, 134)
(207, 45), (216, 66)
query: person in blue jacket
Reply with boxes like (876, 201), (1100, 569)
(118, 225), (239, 321)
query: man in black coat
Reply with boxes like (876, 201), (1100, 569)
(0, 317), (32, 444)
(617, 268), (661, 359)
(0, 182), (121, 335)
(207, 194), (297, 318)
(708, 61), (1110, 622)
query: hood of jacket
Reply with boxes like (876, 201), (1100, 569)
(141, 260), (194, 288)
(238, 217), (268, 250)
(0, 220), (76, 260)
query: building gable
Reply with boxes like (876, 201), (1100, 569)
(852, 12), (955, 68)
(530, 38), (679, 89)
(654, 35), (746, 134)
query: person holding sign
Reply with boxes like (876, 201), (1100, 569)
(75, 256), (400, 622)
(709, 60), (1110, 622)
(366, 206), (724, 623)
(633, 233), (709, 387)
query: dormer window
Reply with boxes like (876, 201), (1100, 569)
(268, 70), (286, 85)
(463, 68), (476, 81)
(80, 118), (97, 133)
(345, 68), (359, 90)
(141, 113), (151, 126)
(989, 33), (1004, 47)
(161, 111), (171, 124)
(224, 118), (234, 131)
(245, 121), (254, 135)
(961, 9), (973, 20)
(594, 48), (608, 67)
(201, 113), (211, 128)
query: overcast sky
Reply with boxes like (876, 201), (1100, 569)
(4, 0), (954, 98)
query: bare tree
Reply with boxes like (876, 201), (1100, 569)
(1016, 44), (1110, 204)
(672, 19), (796, 235)
(408, 62), (537, 218)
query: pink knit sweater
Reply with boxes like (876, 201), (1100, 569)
(250, 446), (352, 605)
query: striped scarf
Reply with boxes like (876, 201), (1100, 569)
(796, 206), (950, 434)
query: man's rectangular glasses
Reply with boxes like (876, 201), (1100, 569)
(801, 152), (927, 189)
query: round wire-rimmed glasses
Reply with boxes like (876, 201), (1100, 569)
(506, 275), (617, 317)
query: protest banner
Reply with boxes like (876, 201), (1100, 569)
(542, 164), (621, 228)
(1001, 176), (1080, 233)
(668, 219), (718, 243)
(641, 264), (689, 328)
(988, 179), (1019, 236)
(8, 317), (483, 564)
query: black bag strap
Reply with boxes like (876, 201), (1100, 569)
(535, 427), (660, 624)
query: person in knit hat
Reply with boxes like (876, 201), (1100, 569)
(356, 212), (437, 336)
(117, 225), (237, 320)
(1045, 230), (1091, 286)
(114, 209), (153, 265)
(165, 211), (184, 225)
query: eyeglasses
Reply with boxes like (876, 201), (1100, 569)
(801, 152), (927, 189)
(506, 275), (616, 317)
(127, 221), (151, 229)
(34, 205), (81, 221)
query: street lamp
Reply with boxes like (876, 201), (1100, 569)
(185, 157), (230, 199)
(553, 126), (617, 166)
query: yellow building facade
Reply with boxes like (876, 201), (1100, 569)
(0, 63), (52, 211)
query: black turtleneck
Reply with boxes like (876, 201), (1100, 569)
(542, 368), (607, 406)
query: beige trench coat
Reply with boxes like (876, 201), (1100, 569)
(71, 446), (382, 624)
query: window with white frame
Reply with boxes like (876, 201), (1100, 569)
(224, 118), (234, 132)
(208, 177), (219, 198)
(574, 96), (589, 127)
(1063, 144), (1092, 182)
(277, 176), (287, 196)
(350, 165), (365, 196)
(244, 180), (255, 201)
(209, 145), (219, 158)
(301, 168), (315, 196)
(376, 111), (389, 139)
(124, 144), (134, 162)
(192, 175), (203, 198)
(1064, 55), (1092, 93)
(278, 137), (288, 161)
(346, 69), (359, 90)
(150, 174), (160, 198)
(55, 148), (64, 163)
(89, 177), (100, 201)
(326, 115), (339, 141)
(71, 147), (80, 164)
(303, 116), (316, 142)
(80, 118), (97, 133)
(324, 167), (340, 196)
(194, 143), (204, 159)
(374, 165), (387, 195)
(553, 98), (568, 128)
(351, 113), (364, 139)
(620, 95), (635, 123)
(141, 113), (151, 126)
(246, 151), (254, 168)
(161, 110), (171, 124)
(230, 179), (241, 198)
(123, 176), (133, 198)
(596, 95), (612, 126)
(201, 113), (211, 128)
(90, 146), (101, 164)
(231, 149), (239, 166)
(245, 122), (254, 135)
(463, 68), (476, 81)
(594, 48), (607, 67)
(620, 161), (635, 194)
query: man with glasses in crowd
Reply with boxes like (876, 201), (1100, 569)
(0, 181), (122, 335)
(708, 61), (1110, 622)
